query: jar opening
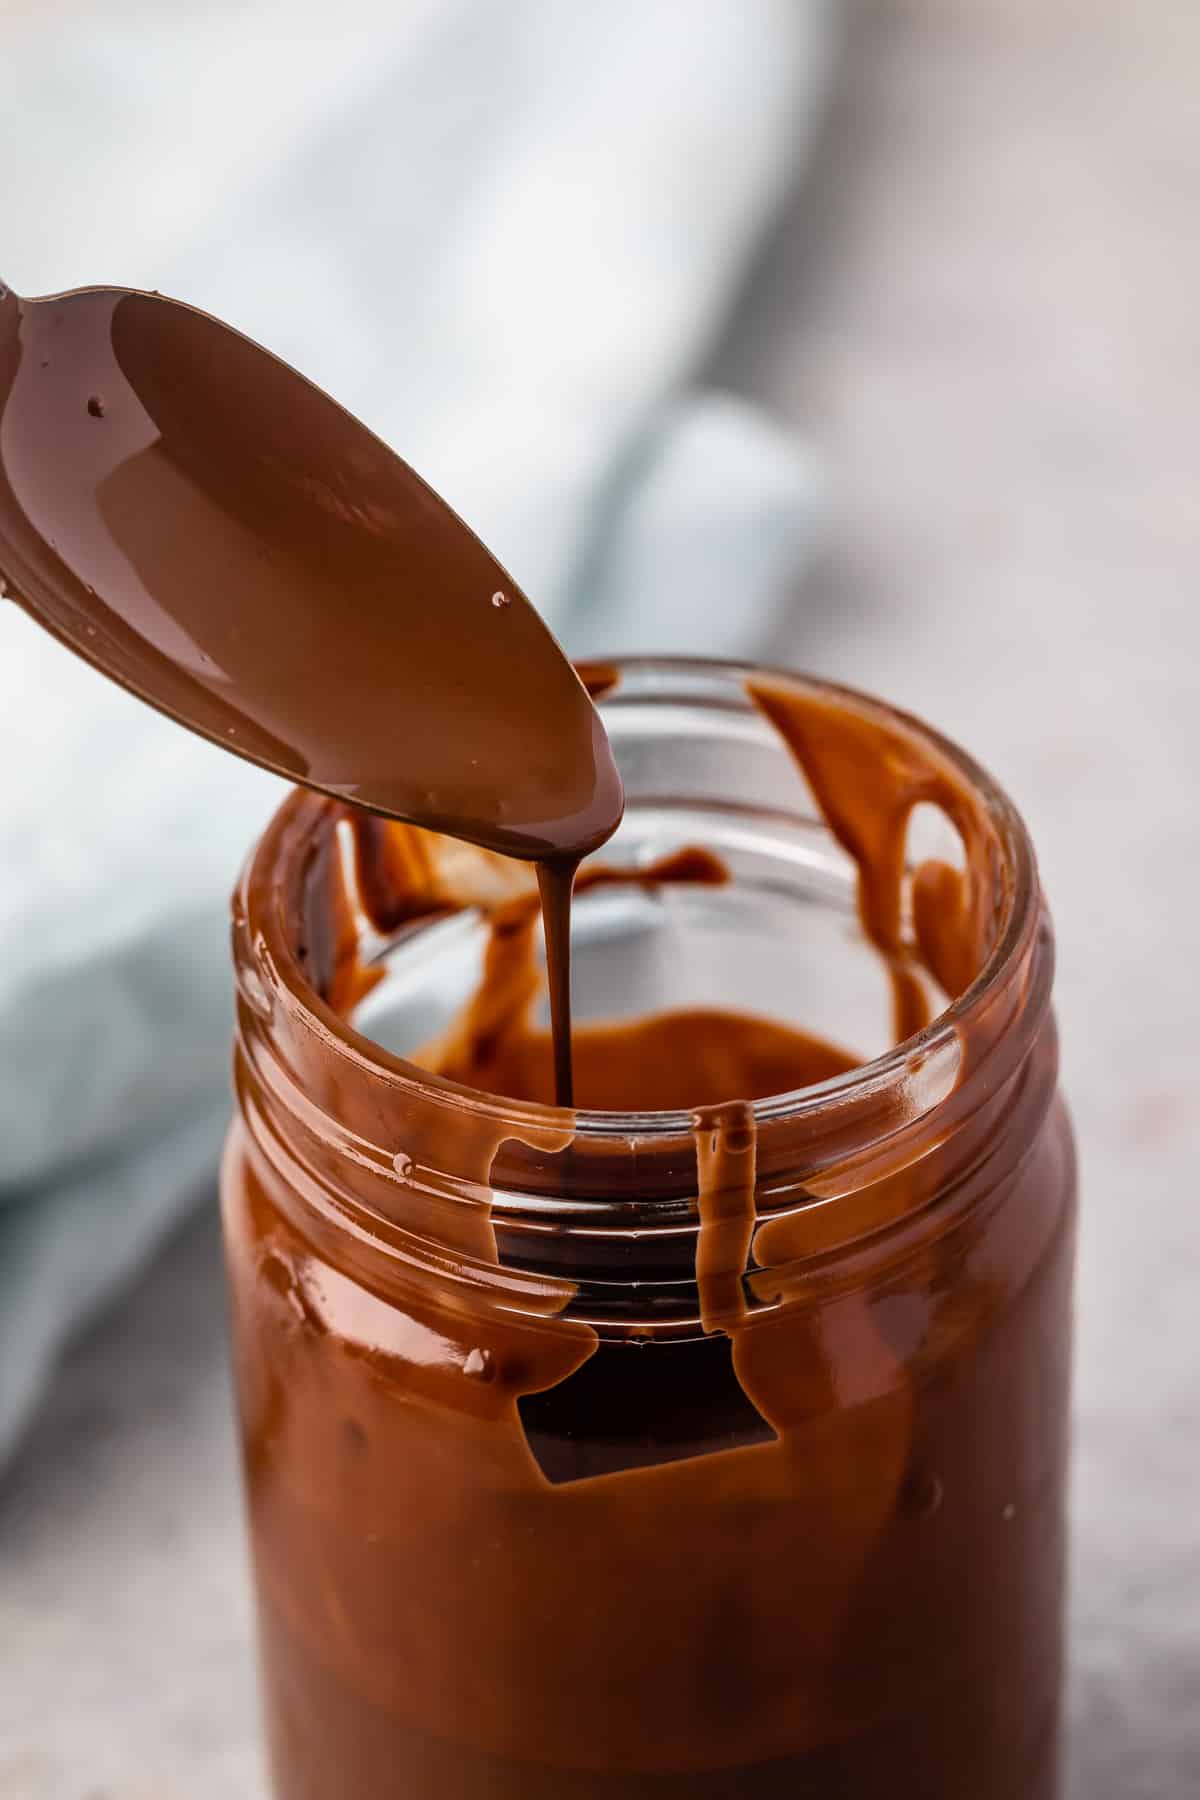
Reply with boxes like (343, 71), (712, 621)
(234, 660), (1049, 1247)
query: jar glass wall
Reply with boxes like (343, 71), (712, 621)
(222, 660), (1076, 1799)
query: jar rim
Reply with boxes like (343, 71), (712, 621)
(240, 656), (1041, 1153)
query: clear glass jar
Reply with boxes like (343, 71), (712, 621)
(222, 660), (1076, 1799)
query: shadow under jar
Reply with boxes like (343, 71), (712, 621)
(221, 660), (1076, 1800)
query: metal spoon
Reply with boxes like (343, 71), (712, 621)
(0, 279), (623, 868)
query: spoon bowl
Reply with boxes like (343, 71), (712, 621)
(0, 279), (622, 863)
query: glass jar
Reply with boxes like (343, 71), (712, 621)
(222, 660), (1076, 1799)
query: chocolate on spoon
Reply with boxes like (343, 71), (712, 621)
(0, 279), (623, 1100)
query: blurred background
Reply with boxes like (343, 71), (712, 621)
(0, 1), (1197, 1796)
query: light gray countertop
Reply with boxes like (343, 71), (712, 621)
(2, 1), (1197, 1794)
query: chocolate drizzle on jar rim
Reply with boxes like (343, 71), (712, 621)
(270, 663), (1028, 1124)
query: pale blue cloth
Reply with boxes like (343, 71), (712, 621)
(0, 0), (835, 1459)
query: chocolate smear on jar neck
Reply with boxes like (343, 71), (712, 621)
(746, 677), (1007, 1044)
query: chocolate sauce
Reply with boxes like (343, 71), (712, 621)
(746, 678), (1004, 1043)
(535, 861), (580, 1107)
(0, 280), (622, 1102)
